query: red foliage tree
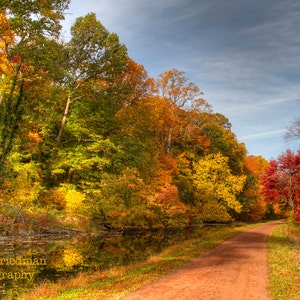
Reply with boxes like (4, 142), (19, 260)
(260, 149), (300, 223)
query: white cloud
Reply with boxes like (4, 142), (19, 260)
(239, 129), (286, 141)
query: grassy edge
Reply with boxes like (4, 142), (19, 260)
(18, 223), (266, 300)
(267, 222), (300, 300)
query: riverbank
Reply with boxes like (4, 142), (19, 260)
(17, 222), (264, 300)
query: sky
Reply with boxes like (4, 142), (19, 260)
(61, 0), (300, 160)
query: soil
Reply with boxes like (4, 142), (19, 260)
(122, 221), (281, 300)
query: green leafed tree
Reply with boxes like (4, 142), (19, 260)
(0, 0), (69, 177)
(46, 13), (127, 183)
(199, 113), (247, 175)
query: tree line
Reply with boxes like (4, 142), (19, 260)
(0, 1), (297, 233)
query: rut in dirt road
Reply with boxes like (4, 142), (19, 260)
(122, 221), (280, 300)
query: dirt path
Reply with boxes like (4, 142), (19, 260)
(122, 221), (280, 300)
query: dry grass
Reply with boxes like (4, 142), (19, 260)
(268, 223), (300, 300)
(17, 282), (60, 299)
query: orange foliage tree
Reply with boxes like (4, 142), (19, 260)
(238, 155), (269, 221)
(154, 69), (211, 156)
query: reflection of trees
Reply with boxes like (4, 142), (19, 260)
(63, 247), (83, 268)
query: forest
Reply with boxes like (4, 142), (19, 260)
(0, 0), (299, 236)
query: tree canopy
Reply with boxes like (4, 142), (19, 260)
(0, 1), (293, 233)
(260, 150), (300, 223)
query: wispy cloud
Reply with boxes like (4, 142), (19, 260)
(239, 129), (286, 141)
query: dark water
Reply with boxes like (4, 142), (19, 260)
(0, 227), (205, 299)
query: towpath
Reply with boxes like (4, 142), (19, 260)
(122, 221), (280, 300)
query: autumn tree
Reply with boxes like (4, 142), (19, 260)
(0, 0), (69, 176)
(260, 149), (300, 223)
(100, 59), (159, 180)
(154, 69), (211, 156)
(237, 155), (268, 221)
(46, 13), (127, 183)
(0, 13), (14, 77)
(112, 58), (154, 110)
(199, 113), (247, 175)
(193, 153), (246, 222)
(0, 3), (259, 233)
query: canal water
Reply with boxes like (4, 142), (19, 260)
(0, 226), (206, 298)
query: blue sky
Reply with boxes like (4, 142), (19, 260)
(61, 0), (300, 160)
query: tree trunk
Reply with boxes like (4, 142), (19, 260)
(46, 92), (72, 183)
(166, 127), (173, 156)
(0, 69), (24, 179)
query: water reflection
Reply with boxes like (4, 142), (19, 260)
(0, 228), (203, 298)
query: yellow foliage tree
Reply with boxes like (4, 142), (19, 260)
(193, 153), (246, 222)
(1, 159), (43, 210)
(63, 246), (83, 268)
(64, 189), (85, 215)
(0, 13), (14, 77)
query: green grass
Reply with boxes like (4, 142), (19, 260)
(268, 222), (300, 300)
(17, 223), (261, 300)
